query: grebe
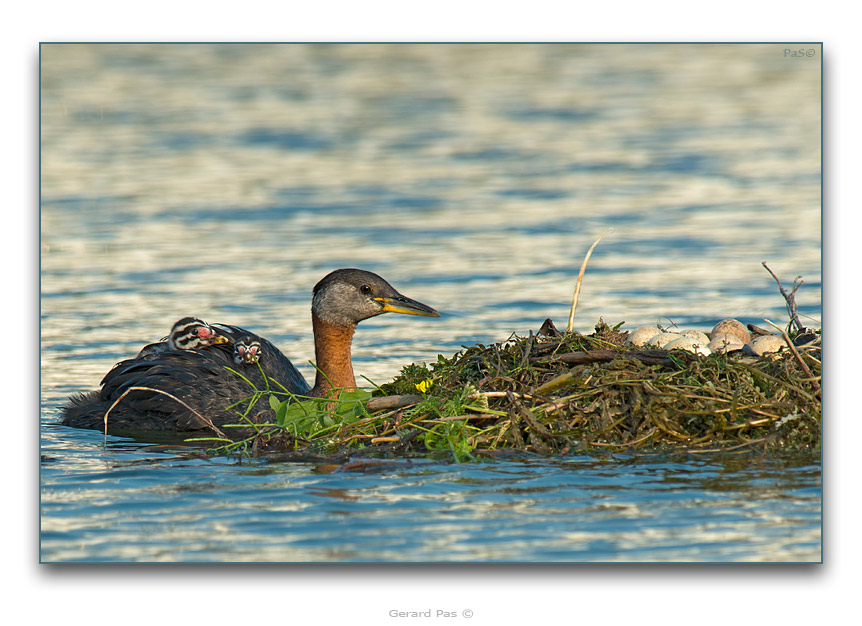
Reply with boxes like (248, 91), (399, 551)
(61, 269), (440, 435)
(136, 317), (229, 360)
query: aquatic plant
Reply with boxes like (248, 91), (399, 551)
(192, 258), (820, 462)
(192, 315), (819, 462)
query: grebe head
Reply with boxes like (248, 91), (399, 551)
(311, 269), (440, 327)
(233, 337), (262, 365)
(167, 317), (230, 350)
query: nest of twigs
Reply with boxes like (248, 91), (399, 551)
(199, 256), (820, 462)
(209, 318), (820, 462)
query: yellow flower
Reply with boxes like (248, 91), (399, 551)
(415, 379), (433, 394)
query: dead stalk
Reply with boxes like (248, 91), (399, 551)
(567, 229), (611, 332)
(762, 262), (804, 334)
(763, 318), (815, 381)
(103, 386), (228, 439)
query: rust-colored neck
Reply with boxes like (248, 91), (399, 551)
(310, 312), (357, 398)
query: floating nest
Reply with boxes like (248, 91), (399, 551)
(197, 260), (820, 462)
(207, 318), (821, 462)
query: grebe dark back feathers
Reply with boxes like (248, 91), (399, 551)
(61, 269), (439, 436)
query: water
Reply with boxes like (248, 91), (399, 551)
(40, 440), (820, 563)
(40, 43), (821, 563)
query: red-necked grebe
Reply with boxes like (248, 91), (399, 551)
(61, 269), (440, 435)
(136, 317), (229, 360)
(232, 336), (262, 365)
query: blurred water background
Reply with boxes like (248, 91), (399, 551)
(40, 43), (821, 563)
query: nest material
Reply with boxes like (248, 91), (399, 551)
(215, 319), (820, 461)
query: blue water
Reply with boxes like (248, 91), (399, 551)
(40, 43), (821, 563)
(40, 430), (820, 563)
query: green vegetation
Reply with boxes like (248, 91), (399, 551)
(197, 319), (821, 462)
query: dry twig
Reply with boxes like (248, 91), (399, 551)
(103, 386), (228, 439)
(763, 318), (817, 388)
(567, 229), (611, 332)
(762, 262), (804, 334)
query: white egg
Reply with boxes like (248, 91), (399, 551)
(710, 319), (751, 344)
(708, 333), (745, 354)
(680, 329), (710, 345)
(646, 332), (685, 348)
(664, 337), (711, 356)
(627, 326), (663, 346)
(750, 334), (785, 355)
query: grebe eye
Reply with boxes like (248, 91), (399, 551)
(360, 284), (373, 295)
